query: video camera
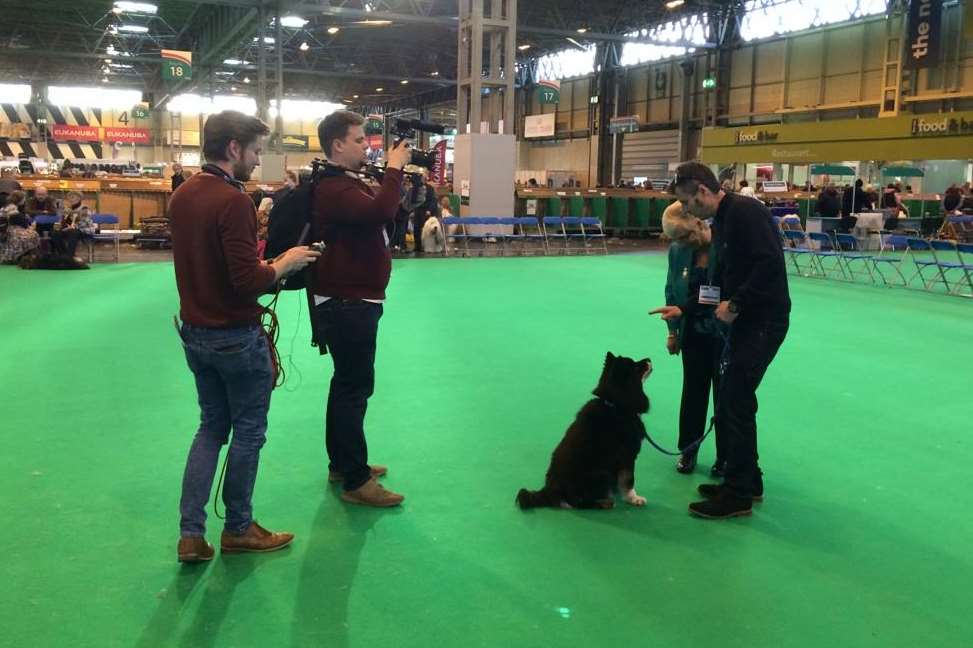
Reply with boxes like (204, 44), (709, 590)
(391, 118), (446, 170)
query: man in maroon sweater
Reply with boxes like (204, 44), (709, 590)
(310, 110), (411, 507)
(171, 110), (320, 563)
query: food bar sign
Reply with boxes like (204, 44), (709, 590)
(905, 0), (943, 69)
(910, 116), (973, 137)
(735, 129), (779, 145)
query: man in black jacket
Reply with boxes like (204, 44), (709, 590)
(672, 162), (790, 520)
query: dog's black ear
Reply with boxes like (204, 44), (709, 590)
(604, 352), (616, 366)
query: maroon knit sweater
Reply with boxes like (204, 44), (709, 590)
(310, 167), (404, 300)
(170, 172), (276, 328)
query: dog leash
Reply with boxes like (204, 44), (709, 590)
(641, 328), (730, 457)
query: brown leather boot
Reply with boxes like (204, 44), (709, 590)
(177, 536), (215, 563)
(328, 465), (388, 483)
(340, 477), (404, 507)
(220, 522), (294, 554)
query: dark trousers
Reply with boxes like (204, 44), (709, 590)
(719, 316), (788, 497)
(678, 324), (725, 462)
(313, 298), (383, 491)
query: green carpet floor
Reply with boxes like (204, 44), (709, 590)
(1, 255), (970, 648)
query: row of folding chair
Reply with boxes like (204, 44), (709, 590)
(440, 216), (607, 257)
(29, 213), (120, 262)
(781, 229), (973, 297)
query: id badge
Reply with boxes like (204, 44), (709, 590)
(699, 285), (721, 305)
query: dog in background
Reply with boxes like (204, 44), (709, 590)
(421, 216), (445, 254)
(517, 352), (652, 510)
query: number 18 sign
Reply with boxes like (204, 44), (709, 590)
(162, 50), (193, 81)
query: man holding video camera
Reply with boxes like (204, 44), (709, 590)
(310, 110), (411, 507)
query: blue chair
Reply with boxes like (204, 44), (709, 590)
(834, 233), (875, 284)
(464, 217), (503, 256)
(782, 229), (819, 277)
(495, 217), (522, 256)
(580, 217), (608, 255)
(441, 216), (466, 257)
(92, 214), (120, 262)
(32, 214), (59, 227)
(542, 217), (566, 255)
(870, 234), (909, 286)
(516, 217), (546, 255)
(955, 243), (973, 297)
(929, 239), (970, 295)
(905, 237), (948, 292)
(807, 232), (847, 280)
(561, 216), (587, 255)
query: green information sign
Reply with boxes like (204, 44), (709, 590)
(536, 80), (561, 105)
(133, 105), (150, 119)
(161, 50), (193, 82)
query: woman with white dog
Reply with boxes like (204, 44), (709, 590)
(650, 201), (727, 477)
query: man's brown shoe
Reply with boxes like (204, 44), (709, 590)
(340, 477), (404, 507)
(220, 522), (294, 554)
(178, 536), (215, 563)
(328, 465), (388, 483)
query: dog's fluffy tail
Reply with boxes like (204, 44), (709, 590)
(516, 487), (559, 510)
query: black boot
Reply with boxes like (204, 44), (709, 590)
(710, 459), (726, 478)
(689, 489), (752, 519)
(697, 468), (764, 501)
(676, 452), (697, 474)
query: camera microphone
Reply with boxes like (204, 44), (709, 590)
(394, 118), (446, 135)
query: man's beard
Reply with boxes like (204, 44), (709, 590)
(232, 160), (253, 182)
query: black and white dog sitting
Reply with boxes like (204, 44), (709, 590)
(517, 352), (652, 510)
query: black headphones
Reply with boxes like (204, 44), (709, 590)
(201, 163), (246, 192)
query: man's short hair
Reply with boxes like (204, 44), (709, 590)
(672, 162), (721, 195)
(202, 111), (270, 163)
(318, 110), (365, 158)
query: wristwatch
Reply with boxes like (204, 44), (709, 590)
(727, 300), (741, 314)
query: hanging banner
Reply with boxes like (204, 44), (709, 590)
(904, 0), (943, 69)
(431, 139), (448, 185)
(524, 113), (556, 138)
(536, 80), (561, 105)
(280, 135), (309, 151)
(161, 49), (193, 81)
(104, 127), (151, 144)
(51, 124), (101, 141)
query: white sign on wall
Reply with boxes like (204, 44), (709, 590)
(524, 113), (556, 139)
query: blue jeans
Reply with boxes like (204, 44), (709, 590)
(178, 323), (274, 536)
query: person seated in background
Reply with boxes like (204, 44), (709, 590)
(27, 186), (57, 216)
(273, 169), (299, 202)
(881, 184), (908, 230)
(0, 167), (23, 203)
(738, 179), (755, 197)
(256, 196), (273, 252)
(527, 178), (539, 188)
(0, 190), (40, 264)
(52, 191), (96, 258)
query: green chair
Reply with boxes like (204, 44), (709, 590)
(567, 196), (586, 217)
(544, 197), (562, 218)
(631, 199), (651, 236)
(590, 196), (608, 227)
(609, 197), (630, 236)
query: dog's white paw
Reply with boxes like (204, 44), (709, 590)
(625, 491), (647, 507)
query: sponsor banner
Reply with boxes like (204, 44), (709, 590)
(51, 124), (100, 141)
(280, 134), (309, 151)
(104, 127), (151, 144)
(431, 139), (448, 184)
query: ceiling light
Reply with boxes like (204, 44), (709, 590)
(113, 2), (157, 14)
(355, 20), (392, 26)
(665, 0), (685, 8)
(280, 15), (308, 28)
(104, 58), (112, 63)
(565, 37), (587, 50)
(253, 36), (275, 44)
(576, 28), (588, 34)
(430, 71), (439, 76)
(243, 77), (251, 84)
(223, 58), (244, 65)
(299, 41), (309, 51)
(106, 45), (117, 54)
(375, 87), (383, 92)
(231, 86), (237, 91)
(103, 77), (110, 83)
(215, 71), (235, 76)
(517, 44), (531, 51)
(327, 26), (340, 35)
(118, 24), (149, 33)
(353, 94), (359, 98)
(400, 80), (409, 85)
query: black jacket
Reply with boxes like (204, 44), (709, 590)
(713, 193), (791, 322)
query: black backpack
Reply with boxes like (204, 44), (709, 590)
(263, 159), (329, 290)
